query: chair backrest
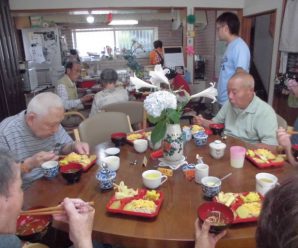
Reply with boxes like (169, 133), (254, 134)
(276, 114), (288, 129)
(78, 112), (131, 147)
(62, 111), (86, 139)
(101, 101), (147, 130)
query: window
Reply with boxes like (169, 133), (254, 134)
(72, 27), (157, 58)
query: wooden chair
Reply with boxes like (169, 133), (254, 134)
(101, 101), (147, 130)
(62, 111), (86, 138)
(76, 112), (131, 147)
(276, 114), (288, 129)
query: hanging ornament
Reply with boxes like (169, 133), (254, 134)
(186, 45), (195, 56)
(106, 13), (113, 23)
(187, 14), (196, 24)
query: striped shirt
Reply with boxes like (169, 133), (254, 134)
(0, 111), (73, 183)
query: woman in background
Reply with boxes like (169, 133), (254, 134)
(89, 69), (129, 117)
(149, 40), (164, 66)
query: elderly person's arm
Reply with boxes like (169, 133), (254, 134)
(61, 141), (90, 155)
(277, 127), (298, 166)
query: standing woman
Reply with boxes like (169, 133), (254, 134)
(89, 69), (129, 117)
(149, 40), (164, 66)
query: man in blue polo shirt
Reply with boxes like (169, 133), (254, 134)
(216, 12), (250, 107)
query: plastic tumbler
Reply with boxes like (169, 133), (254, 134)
(230, 146), (246, 168)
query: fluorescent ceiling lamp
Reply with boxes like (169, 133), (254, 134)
(109, 20), (138, 25)
(86, 15), (95, 23)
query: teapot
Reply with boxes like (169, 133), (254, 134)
(96, 162), (116, 190)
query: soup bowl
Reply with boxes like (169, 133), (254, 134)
(60, 163), (82, 184)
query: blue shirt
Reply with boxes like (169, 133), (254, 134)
(217, 37), (251, 105)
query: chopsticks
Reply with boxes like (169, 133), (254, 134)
(20, 201), (94, 216)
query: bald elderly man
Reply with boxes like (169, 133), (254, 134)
(195, 72), (278, 149)
(0, 92), (89, 185)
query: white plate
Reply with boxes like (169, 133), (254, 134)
(158, 156), (187, 170)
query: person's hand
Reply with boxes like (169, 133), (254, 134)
(277, 127), (291, 150)
(194, 219), (226, 248)
(80, 94), (94, 103)
(194, 115), (213, 128)
(73, 141), (90, 154)
(53, 198), (94, 248)
(28, 151), (58, 169)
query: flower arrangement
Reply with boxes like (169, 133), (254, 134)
(144, 91), (188, 144)
(122, 39), (145, 78)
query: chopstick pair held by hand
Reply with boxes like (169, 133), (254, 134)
(20, 201), (94, 216)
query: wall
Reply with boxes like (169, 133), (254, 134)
(194, 10), (216, 82)
(243, 0), (283, 104)
(253, 14), (274, 93)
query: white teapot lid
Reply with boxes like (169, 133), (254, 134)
(209, 140), (226, 149)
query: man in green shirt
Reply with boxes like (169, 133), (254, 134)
(195, 72), (278, 149)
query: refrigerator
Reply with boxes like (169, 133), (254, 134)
(21, 27), (65, 89)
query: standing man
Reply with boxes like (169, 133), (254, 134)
(149, 40), (164, 66)
(56, 61), (93, 111)
(216, 12), (250, 107)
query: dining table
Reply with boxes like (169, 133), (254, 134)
(23, 134), (298, 248)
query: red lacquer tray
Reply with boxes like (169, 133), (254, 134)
(245, 154), (284, 169)
(106, 189), (164, 218)
(59, 155), (97, 172)
(214, 192), (263, 224)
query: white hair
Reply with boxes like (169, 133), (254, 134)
(27, 92), (64, 116)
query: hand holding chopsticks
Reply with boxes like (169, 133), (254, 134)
(287, 130), (298, 135)
(20, 201), (94, 216)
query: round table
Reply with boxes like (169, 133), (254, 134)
(23, 135), (296, 248)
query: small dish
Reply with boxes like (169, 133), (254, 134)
(60, 163), (82, 184)
(201, 176), (221, 199)
(197, 202), (233, 234)
(105, 147), (120, 156)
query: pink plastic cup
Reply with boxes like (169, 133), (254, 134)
(230, 146), (246, 168)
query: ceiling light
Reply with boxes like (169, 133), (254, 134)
(108, 20), (138, 25)
(86, 15), (95, 24)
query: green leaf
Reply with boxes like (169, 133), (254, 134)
(151, 119), (167, 144)
(167, 109), (180, 124)
(147, 114), (162, 124)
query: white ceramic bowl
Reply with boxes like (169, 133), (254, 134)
(104, 147), (120, 156)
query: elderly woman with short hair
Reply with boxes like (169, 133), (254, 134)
(89, 68), (129, 117)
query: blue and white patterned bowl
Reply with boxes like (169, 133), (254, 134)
(194, 132), (208, 146)
(41, 161), (59, 178)
(201, 176), (221, 199)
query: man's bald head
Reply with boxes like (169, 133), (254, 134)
(227, 72), (255, 109)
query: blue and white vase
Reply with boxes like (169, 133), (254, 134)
(163, 124), (184, 162)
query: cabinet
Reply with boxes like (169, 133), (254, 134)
(0, 0), (26, 121)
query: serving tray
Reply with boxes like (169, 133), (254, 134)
(59, 154), (97, 172)
(106, 189), (164, 218)
(214, 192), (263, 223)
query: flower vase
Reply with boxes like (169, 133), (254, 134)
(163, 124), (184, 162)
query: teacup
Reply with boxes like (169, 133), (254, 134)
(195, 164), (209, 184)
(256, 172), (278, 196)
(101, 156), (120, 171)
(142, 170), (168, 189)
(133, 139), (148, 153)
(41, 161), (59, 178)
(201, 176), (221, 199)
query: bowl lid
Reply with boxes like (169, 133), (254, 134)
(209, 140), (226, 149)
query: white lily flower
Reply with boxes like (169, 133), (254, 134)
(130, 74), (158, 91)
(190, 82), (218, 103)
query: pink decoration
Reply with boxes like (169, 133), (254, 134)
(186, 45), (195, 56)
